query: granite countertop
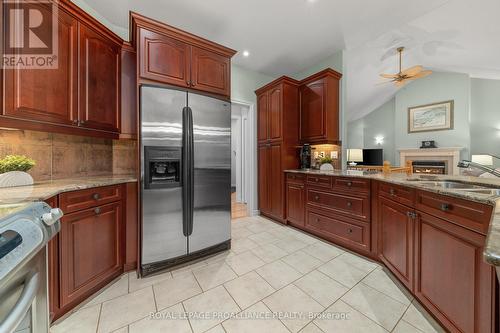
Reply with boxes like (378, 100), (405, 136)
(285, 169), (500, 267)
(0, 175), (137, 213)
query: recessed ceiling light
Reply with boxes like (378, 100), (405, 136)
(242, 50), (250, 57)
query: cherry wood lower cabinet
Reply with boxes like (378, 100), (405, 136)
(283, 174), (498, 333)
(377, 197), (414, 290)
(48, 182), (138, 322)
(286, 181), (305, 227)
(59, 202), (122, 309)
(415, 212), (496, 333)
(259, 143), (285, 222)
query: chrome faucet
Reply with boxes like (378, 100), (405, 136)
(457, 160), (500, 178)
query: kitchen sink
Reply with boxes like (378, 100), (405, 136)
(406, 179), (500, 196)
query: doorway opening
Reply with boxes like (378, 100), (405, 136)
(231, 101), (253, 219)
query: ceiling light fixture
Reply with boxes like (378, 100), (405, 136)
(242, 50), (250, 57)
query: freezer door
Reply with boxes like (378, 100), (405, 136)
(188, 93), (231, 253)
(141, 86), (188, 265)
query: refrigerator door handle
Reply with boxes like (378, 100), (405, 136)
(181, 106), (193, 237)
(187, 106), (195, 236)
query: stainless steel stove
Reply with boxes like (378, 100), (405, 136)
(0, 202), (62, 333)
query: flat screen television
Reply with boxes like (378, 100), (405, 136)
(359, 149), (383, 166)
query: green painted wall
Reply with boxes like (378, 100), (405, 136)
(471, 78), (500, 167)
(231, 65), (274, 105)
(395, 72), (471, 160)
(348, 73), (500, 167)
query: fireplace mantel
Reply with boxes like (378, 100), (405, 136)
(398, 147), (464, 175)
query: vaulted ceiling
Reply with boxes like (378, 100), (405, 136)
(74, 0), (500, 120)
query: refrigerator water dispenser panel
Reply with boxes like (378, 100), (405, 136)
(144, 146), (182, 189)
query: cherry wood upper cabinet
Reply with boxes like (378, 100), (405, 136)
(138, 28), (190, 88)
(257, 93), (269, 144)
(79, 24), (121, 133)
(3, 6), (78, 126)
(132, 13), (236, 99)
(415, 212), (496, 333)
(191, 46), (230, 97)
(268, 85), (282, 141)
(378, 197), (414, 290)
(120, 43), (138, 139)
(299, 69), (342, 144)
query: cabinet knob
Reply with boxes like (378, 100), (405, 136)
(347, 182), (352, 187)
(291, 175), (295, 179)
(440, 203), (451, 212)
(314, 195), (320, 201)
(346, 201), (352, 208)
(316, 218), (320, 222)
(389, 188), (396, 196)
(93, 193), (100, 200)
(407, 211), (416, 219)
(347, 228), (353, 234)
(94, 207), (101, 215)
(80, 120), (86, 125)
(314, 178), (319, 182)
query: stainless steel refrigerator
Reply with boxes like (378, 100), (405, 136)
(140, 86), (231, 276)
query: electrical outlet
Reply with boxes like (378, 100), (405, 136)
(331, 151), (338, 159)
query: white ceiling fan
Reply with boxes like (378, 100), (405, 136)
(380, 47), (432, 87)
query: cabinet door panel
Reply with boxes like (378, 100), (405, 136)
(378, 197), (414, 289)
(3, 6), (78, 125)
(269, 144), (283, 219)
(191, 46), (230, 97)
(268, 86), (282, 141)
(139, 29), (190, 87)
(257, 93), (268, 143)
(79, 25), (120, 132)
(415, 212), (495, 333)
(258, 145), (269, 214)
(60, 202), (122, 308)
(300, 79), (326, 142)
(286, 183), (304, 226)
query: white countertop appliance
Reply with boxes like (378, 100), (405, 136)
(0, 202), (62, 333)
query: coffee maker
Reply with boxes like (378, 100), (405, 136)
(299, 144), (311, 169)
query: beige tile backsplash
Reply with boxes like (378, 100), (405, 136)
(0, 129), (137, 181)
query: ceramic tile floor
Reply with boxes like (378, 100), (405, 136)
(51, 216), (445, 333)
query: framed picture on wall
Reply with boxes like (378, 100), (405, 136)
(408, 100), (454, 133)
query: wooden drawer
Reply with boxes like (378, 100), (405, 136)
(416, 190), (493, 234)
(307, 188), (370, 222)
(379, 182), (415, 207)
(333, 177), (370, 194)
(286, 173), (305, 184)
(306, 174), (332, 188)
(306, 209), (370, 252)
(59, 185), (123, 214)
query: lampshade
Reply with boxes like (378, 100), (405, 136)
(471, 154), (493, 166)
(347, 149), (363, 162)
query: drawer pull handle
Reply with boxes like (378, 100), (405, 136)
(347, 228), (353, 234)
(347, 182), (352, 187)
(93, 193), (100, 200)
(94, 207), (101, 215)
(346, 202), (352, 208)
(389, 189), (396, 196)
(441, 203), (451, 212)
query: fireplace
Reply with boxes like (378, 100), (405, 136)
(412, 161), (446, 175)
(399, 147), (463, 175)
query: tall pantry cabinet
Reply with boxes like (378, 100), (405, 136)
(256, 77), (300, 223)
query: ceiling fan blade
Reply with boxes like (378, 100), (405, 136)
(407, 70), (433, 79)
(401, 65), (423, 76)
(380, 73), (399, 79)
